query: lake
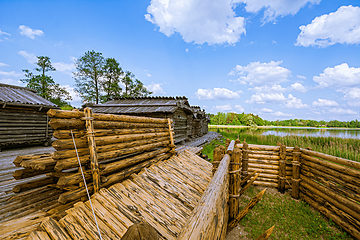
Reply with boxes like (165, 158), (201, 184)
(209, 126), (360, 139)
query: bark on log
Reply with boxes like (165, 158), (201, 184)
(227, 188), (266, 232)
(302, 154), (360, 179)
(300, 174), (360, 221)
(278, 144), (286, 193)
(47, 109), (170, 124)
(238, 173), (260, 198)
(13, 153), (52, 167)
(301, 148), (360, 170)
(242, 141), (249, 186)
(49, 118), (167, 130)
(229, 147), (241, 221)
(20, 157), (56, 171)
(53, 136), (169, 160)
(300, 192), (360, 240)
(13, 177), (55, 193)
(177, 154), (230, 240)
(292, 146), (300, 199)
(53, 128), (168, 139)
(248, 154), (280, 160)
(52, 131), (170, 150)
(13, 167), (53, 180)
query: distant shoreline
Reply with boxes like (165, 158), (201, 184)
(208, 125), (360, 130)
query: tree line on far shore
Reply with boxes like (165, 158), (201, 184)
(21, 50), (152, 107)
(209, 112), (360, 128)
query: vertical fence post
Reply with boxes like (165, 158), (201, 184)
(226, 138), (231, 149)
(212, 147), (221, 174)
(278, 144), (286, 194)
(241, 140), (249, 187)
(229, 146), (241, 221)
(292, 146), (301, 199)
(84, 107), (100, 193)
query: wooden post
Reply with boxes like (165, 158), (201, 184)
(225, 138), (231, 149)
(213, 147), (221, 174)
(235, 138), (240, 145)
(167, 118), (174, 146)
(229, 147), (241, 221)
(278, 144), (286, 193)
(83, 107), (100, 194)
(241, 140), (249, 187)
(292, 146), (301, 199)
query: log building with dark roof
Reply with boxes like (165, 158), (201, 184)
(84, 96), (209, 143)
(0, 83), (59, 150)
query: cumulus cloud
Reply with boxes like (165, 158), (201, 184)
(338, 87), (360, 106)
(0, 78), (24, 86)
(240, 0), (320, 23)
(145, 0), (246, 45)
(212, 104), (232, 111)
(313, 63), (360, 88)
(273, 111), (293, 117)
(235, 105), (244, 112)
(297, 75), (306, 79)
(246, 92), (287, 104)
(312, 98), (338, 107)
(146, 82), (166, 95)
(195, 87), (241, 100)
(284, 94), (309, 108)
(18, 50), (37, 64)
(230, 61), (291, 86)
(328, 108), (357, 115)
(296, 5), (360, 47)
(250, 84), (286, 93)
(53, 61), (76, 76)
(0, 63), (9, 67)
(0, 70), (22, 77)
(19, 25), (44, 39)
(290, 82), (307, 92)
(260, 108), (274, 113)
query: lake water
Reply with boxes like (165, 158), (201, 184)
(209, 126), (360, 139)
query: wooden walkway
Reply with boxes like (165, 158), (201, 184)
(0, 150), (212, 240)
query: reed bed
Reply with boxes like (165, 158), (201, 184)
(214, 130), (360, 162)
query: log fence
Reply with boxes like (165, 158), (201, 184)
(10, 108), (175, 206)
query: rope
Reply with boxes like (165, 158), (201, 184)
(71, 130), (103, 240)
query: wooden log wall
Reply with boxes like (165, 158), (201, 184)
(299, 148), (360, 239)
(9, 109), (175, 206)
(235, 143), (292, 190)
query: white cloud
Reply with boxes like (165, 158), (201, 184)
(19, 25), (44, 39)
(62, 85), (82, 108)
(250, 84), (286, 93)
(0, 78), (24, 86)
(212, 104), (232, 111)
(296, 5), (360, 47)
(0, 70), (22, 77)
(146, 82), (166, 95)
(297, 75), (306, 79)
(0, 29), (10, 41)
(312, 98), (338, 107)
(53, 61), (76, 76)
(145, 0), (246, 45)
(235, 105), (244, 112)
(260, 108), (273, 113)
(313, 63), (360, 88)
(246, 92), (287, 104)
(146, 73), (152, 77)
(284, 94), (309, 108)
(338, 87), (360, 106)
(230, 61), (291, 86)
(0, 63), (9, 67)
(195, 87), (241, 100)
(18, 50), (37, 64)
(185, 48), (189, 52)
(240, 0), (320, 23)
(328, 108), (357, 115)
(273, 111), (293, 117)
(290, 82), (307, 92)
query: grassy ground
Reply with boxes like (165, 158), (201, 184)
(226, 186), (352, 240)
(202, 133), (354, 239)
(209, 129), (360, 162)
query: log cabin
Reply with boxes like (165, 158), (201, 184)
(84, 96), (195, 144)
(0, 83), (59, 151)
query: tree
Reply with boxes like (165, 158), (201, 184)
(121, 71), (152, 98)
(101, 58), (124, 102)
(21, 56), (72, 107)
(74, 50), (105, 104)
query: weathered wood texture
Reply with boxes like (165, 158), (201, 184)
(2, 150), (212, 240)
(177, 153), (230, 239)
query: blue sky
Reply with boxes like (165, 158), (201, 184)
(0, 0), (359, 121)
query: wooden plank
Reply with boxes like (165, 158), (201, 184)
(40, 217), (71, 240)
(59, 214), (93, 240)
(26, 231), (51, 240)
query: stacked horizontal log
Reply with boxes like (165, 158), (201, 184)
(235, 143), (292, 189)
(299, 148), (360, 239)
(10, 109), (175, 206)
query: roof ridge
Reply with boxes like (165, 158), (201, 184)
(0, 83), (37, 93)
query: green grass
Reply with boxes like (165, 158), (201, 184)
(237, 186), (351, 240)
(211, 130), (360, 162)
